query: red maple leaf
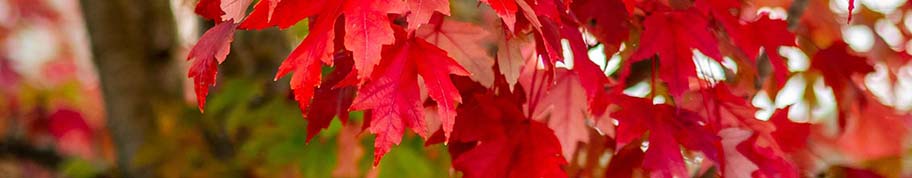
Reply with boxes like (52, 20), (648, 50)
(480, 0), (518, 31)
(274, 5), (343, 120)
(194, 0), (224, 21)
(342, 0), (406, 81)
(604, 138), (646, 178)
(736, 132), (801, 178)
(351, 30), (468, 164)
(182, 0), (912, 175)
(239, 0), (329, 29)
(810, 42), (873, 99)
(405, 0), (449, 30)
(681, 85), (803, 177)
(611, 94), (722, 177)
(305, 53), (357, 142)
(628, 9), (722, 98)
(441, 92), (567, 178)
(561, 23), (611, 116)
(417, 17), (496, 87)
(533, 69), (591, 161)
(570, 0), (630, 55)
(187, 22), (237, 112)
(699, 0), (795, 88)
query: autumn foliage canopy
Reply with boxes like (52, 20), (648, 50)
(186, 0), (912, 177)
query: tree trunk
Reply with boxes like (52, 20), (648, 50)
(78, 0), (182, 177)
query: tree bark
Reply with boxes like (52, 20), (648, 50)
(78, 0), (182, 177)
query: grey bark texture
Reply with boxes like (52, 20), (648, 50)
(78, 0), (182, 177)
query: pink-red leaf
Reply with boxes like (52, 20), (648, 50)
(187, 22), (238, 112)
(414, 38), (470, 140)
(405, 0), (449, 30)
(219, 0), (253, 22)
(534, 69), (590, 160)
(417, 18), (495, 87)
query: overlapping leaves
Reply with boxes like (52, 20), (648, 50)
(185, 0), (908, 177)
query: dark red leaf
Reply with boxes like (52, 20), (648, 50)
(629, 9), (722, 98)
(305, 53), (357, 142)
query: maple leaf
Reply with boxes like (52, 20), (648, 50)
(535, 18), (565, 63)
(705, 5), (795, 88)
(742, 16), (795, 88)
(444, 93), (567, 178)
(527, 0), (560, 23)
(351, 33), (468, 164)
(405, 0), (449, 30)
(736, 132), (801, 178)
(570, 0), (629, 55)
(275, 8), (341, 121)
(681, 85), (803, 177)
(480, 0), (518, 31)
(182, 0), (912, 174)
(629, 9), (722, 98)
(305, 53), (356, 142)
(604, 139), (646, 178)
(195, 0), (224, 21)
(533, 69), (590, 161)
(696, 0), (793, 88)
(561, 23), (611, 116)
(719, 128), (761, 178)
(187, 22), (237, 112)
(219, 0), (253, 23)
(351, 41), (425, 165)
(343, 0), (406, 81)
(642, 123), (688, 178)
(414, 38), (471, 140)
(454, 120), (567, 178)
(496, 34), (534, 91)
(417, 17), (496, 87)
(239, 0), (329, 29)
(611, 94), (722, 177)
(515, 0), (542, 28)
(810, 42), (873, 99)
(680, 84), (760, 129)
